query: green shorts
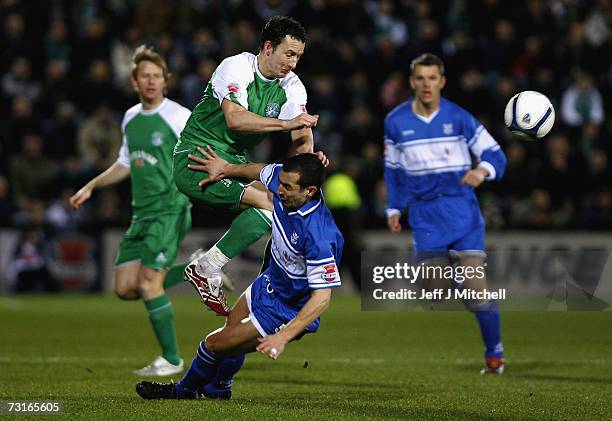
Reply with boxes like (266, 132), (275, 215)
(115, 206), (192, 270)
(173, 144), (250, 210)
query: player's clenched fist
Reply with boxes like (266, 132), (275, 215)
(69, 186), (92, 210)
(282, 113), (319, 131)
(387, 213), (402, 233)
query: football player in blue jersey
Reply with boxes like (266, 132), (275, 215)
(384, 53), (507, 374)
(136, 151), (343, 400)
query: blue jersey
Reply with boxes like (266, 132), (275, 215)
(384, 97), (507, 214)
(258, 164), (344, 307)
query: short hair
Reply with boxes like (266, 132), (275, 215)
(410, 53), (445, 76)
(131, 45), (170, 81)
(283, 154), (326, 189)
(259, 15), (307, 50)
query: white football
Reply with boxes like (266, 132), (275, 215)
(504, 91), (555, 140)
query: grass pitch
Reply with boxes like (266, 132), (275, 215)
(0, 294), (610, 420)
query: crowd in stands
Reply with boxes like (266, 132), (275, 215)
(1, 0), (611, 233)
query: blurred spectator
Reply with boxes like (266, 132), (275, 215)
(1, 56), (41, 102)
(45, 19), (70, 66)
(9, 134), (56, 207)
(79, 59), (121, 113)
(73, 17), (110, 75)
(180, 58), (217, 109)
(560, 69), (604, 128)
(77, 105), (121, 172)
(39, 60), (73, 115)
(9, 226), (59, 293)
(42, 101), (78, 159)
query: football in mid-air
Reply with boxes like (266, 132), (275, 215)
(504, 91), (555, 140)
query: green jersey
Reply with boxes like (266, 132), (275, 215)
(118, 98), (191, 216)
(178, 52), (308, 157)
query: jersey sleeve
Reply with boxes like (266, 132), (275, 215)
(116, 135), (130, 168)
(210, 55), (251, 110)
(164, 103), (191, 141)
(304, 236), (341, 290)
(259, 163), (283, 193)
(117, 110), (132, 168)
(462, 112), (507, 181)
(383, 116), (404, 217)
(278, 74), (307, 120)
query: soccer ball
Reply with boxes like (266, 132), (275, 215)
(504, 91), (555, 140)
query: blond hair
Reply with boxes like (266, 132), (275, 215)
(131, 44), (170, 81)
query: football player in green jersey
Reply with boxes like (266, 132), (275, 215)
(70, 45), (192, 376)
(173, 16), (327, 314)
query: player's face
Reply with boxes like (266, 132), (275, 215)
(277, 170), (314, 211)
(132, 60), (167, 104)
(263, 36), (305, 78)
(410, 65), (446, 106)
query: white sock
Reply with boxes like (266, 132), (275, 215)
(196, 246), (230, 277)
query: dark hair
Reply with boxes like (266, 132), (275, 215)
(259, 15), (307, 50)
(283, 154), (325, 189)
(410, 53), (445, 76)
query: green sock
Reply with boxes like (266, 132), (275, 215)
(164, 263), (187, 289)
(217, 207), (271, 258)
(144, 295), (180, 365)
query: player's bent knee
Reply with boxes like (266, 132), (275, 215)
(114, 285), (139, 300)
(136, 268), (165, 297)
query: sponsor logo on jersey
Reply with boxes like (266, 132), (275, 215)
(130, 150), (158, 166)
(443, 123), (454, 135)
(265, 102), (281, 118)
(402, 129), (415, 136)
(299, 104), (307, 113)
(228, 83), (240, 93)
(152, 131), (164, 147)
(290, 231), (299, 245)
(322, 263), (337, 281)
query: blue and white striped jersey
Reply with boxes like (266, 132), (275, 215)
(259, 164), (344, 307)
(384, 97), (507, 214)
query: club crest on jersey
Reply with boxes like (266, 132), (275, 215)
(227, 83), (240, 94)
(322, 263), (337, 281)
(443, 123), (454, 135)
(290, 231), (299, 245)
(151, 131), (163, 147)
(265, 102), (281, 118)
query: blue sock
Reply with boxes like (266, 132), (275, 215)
(201, 354), (245, 398)
(474, 301), (504, 359)
(175, 341), (220, 398)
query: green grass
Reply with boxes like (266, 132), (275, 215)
(0, 294), (611, 420)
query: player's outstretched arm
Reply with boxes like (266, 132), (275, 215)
(69, 162), (130, 210)
(256, 288), (332, 360)
(188, 145), (266, 186)
(222, 99), (318, 133)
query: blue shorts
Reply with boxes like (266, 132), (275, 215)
(246, 270), (319, 338)
(408, 193), (485, 261)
